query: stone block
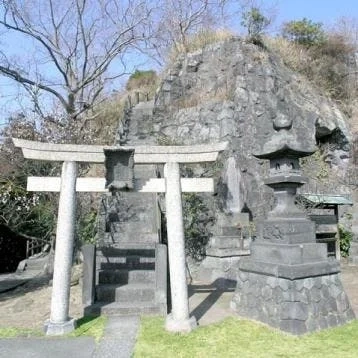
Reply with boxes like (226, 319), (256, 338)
(243, 279), (250, 292)
(239, 258), (340, 280)
(282, 290), (292, 302)
(250, 242), (327, 264)
(280, 302), (308, 321)
(327, 314), (338, 327)
(82, 244), (96, 306)
(258, 219), (316, 244)
(267, 276), (278, 288)
(346, 308), (356, 321)
(327, 297), (338, 312)
(231, 270), (354, 335)
(306, 319), (318, 332)
(209, 235), (241, 248)
(278, 278), (291, 292)
(44, 318), (76, 335)
(337, 292), (349, 313)
(215, 212), (249, 236)
(318, 300), (329, 316)
(294, 279), (304, 292)
(205, 247), (249, 257)
(318, 316), (329, 330)
(310, 287), (321, 303)
(196, 255), (240, 286)
(272, 287), (283, 304)
(313, 276), (323, 289)
(165, 314), (197, 333)
(328, 283), (341, 299)
(291, 290), (307, 304)
(279, 320), (307, 335)
(311, 302), (320, 318)
(239, 270), (249, 282)
(261, 285), (273, 300)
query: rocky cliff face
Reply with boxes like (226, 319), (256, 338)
(122, 37), (352, 222)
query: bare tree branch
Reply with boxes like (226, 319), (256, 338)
(0, 0), (154, 124)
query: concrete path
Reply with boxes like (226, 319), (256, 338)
(0, 316), (140, 358)
(93, 316), (140, 358)
(0, 337), (96, 358)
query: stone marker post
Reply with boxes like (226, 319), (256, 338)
(44, 161), (77, 335)
(164, 162), (196, 332)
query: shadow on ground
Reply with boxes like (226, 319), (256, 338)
(188, 279), (236, 325)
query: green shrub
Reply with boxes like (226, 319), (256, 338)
(241, 7), (270, 44)
(183, 194), (213, 261)
(281, 18), (326, 46)
(78, 209), (98, 244)
(126, 70), (159, 93)
(339, 225), (353, 258)
(0, 176), (55, 239)
(267, 30), (355, 103)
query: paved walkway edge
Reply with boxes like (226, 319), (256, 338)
(93, 315), (140, 358)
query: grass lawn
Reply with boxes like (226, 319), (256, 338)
(0, 327), (43, 338)
(134, 316), (358, 358)
(68, 315), (107, 342)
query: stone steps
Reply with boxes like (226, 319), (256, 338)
(85, 301), (165, 316)
(98, 246), (156, 257)
(89, 242), (166, 317)
(98, 261), (155, 271)
(108, 231), (159, 243)
(100, 241), (157, 251)
(96, 282), (155, 302)
(90, 101), (167, 316)
(98, 269), (155, 285)
(97, 252), (155, 262)
(123, 101), (156, 145)
(96, 249), (156, 271)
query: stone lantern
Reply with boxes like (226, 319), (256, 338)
(104, 148), (135, 191)
(261, 146), (310, 220)
(231, 125), (355, 335)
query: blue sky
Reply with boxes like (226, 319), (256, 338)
(276, 0), (357, 26)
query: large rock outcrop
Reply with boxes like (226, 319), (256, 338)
(122, 37), (352, 222)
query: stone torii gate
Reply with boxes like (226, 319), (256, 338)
(13, 138), (227, 334)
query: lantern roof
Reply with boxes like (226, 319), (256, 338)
(253, 130), (316, 160)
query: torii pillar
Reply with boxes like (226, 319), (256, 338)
(164, 162), (195, 331)
(46, 161), (77, 334)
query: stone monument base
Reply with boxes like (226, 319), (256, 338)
(195, 255), (242, 288)
(193, 212), (252, 289)
(231, 269), (355, 335)
(44, 318), (76, 335)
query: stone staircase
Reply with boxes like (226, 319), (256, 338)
(85, 243), (167, 316)
(118, 99), (156, 146)
(84, 163), (167, 316)
(84, 97), (168, 317)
